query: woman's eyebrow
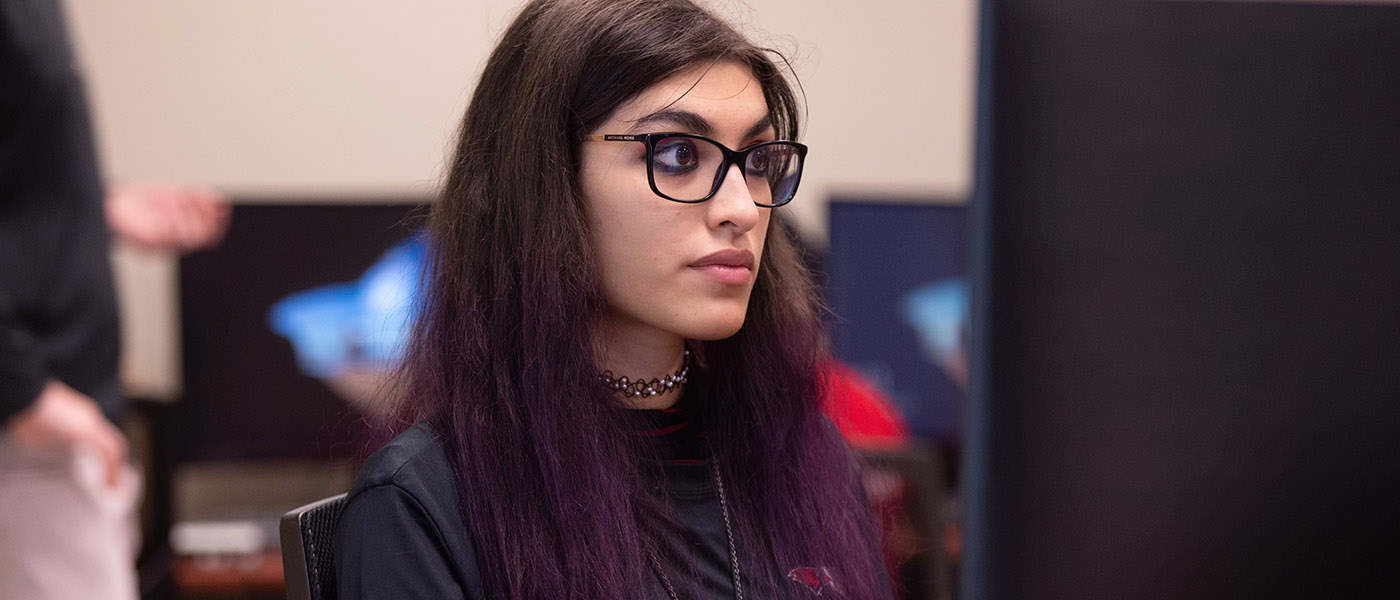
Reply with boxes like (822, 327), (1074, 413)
(632, 109), (712, 135)
(743, 114), (774, 140)
(630, 110), (774, 141)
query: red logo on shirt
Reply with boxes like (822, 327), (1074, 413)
(787, 566), (835, 595)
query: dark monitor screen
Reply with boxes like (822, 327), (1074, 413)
(178, 202), (425, 462)
(965, 1), (1400, 598)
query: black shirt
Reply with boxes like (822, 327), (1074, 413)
(335, 388), (890, 600)
(333, 422), (487, 599)
(0, 0), (121, 423)
(333, 413), (742, 600)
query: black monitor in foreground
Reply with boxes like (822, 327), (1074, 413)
(964, 2), (1400, 598)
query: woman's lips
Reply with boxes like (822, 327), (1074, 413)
(690, 263), (753, 285)
(689, 249), (755, 285)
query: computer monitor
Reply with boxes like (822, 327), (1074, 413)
(178, 202), (425, 462)
(826, 200), (968, 443)
(964, 2), (1400, 598)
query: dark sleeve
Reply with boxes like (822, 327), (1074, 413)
(1, 0), (119, 423)
(334, 482), (468, 600)
(0, 292), (45, 423)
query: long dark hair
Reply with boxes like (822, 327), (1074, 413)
(398, 0), (884, 597)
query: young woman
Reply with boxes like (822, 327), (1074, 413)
(333, 0), (891, 598)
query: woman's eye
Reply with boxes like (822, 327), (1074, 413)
(653, 138), (701, 174)
(747, 147), (771, 175)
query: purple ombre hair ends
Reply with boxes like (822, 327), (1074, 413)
(393, 0), (887, 597)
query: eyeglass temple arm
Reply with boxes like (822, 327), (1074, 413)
(583, 134), (643, 142)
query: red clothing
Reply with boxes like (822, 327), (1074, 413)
(819, 360), (910, 449)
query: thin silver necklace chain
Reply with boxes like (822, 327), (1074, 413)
(647, 460), (743, 600)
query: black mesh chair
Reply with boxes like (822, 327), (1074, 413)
(281, 493), (348, 600)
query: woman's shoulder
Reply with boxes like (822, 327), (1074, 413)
(346, 422), (455, 502)
(336, 423), (486, 598)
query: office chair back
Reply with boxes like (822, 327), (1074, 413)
(281, 493), (348, 600)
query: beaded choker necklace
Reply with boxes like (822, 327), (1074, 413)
(599, 349), (690, 399)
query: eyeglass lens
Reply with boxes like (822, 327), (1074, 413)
(650, 136), (803, 206)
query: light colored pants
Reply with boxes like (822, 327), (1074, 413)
(0, 436), (141, 600)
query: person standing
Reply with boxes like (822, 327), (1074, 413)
(1, 1), (227, 597)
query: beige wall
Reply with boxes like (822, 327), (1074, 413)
(63, 0), (978, 397)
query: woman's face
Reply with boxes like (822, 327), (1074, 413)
(581, 61), (774, 349)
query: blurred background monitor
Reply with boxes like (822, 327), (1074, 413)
(827, 200), (968, 443)
(179, 202), (424, 462)
(964, 1), (1400, 599)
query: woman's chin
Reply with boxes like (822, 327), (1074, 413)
(679, 315), (748, 342)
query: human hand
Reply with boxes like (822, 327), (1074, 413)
(6, 380), (130, 489)
(105, 181), (231, 253)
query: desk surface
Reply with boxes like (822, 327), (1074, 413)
(174, 549), (284, 597)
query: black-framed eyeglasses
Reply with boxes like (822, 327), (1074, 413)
(584, 132), (808, 207)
